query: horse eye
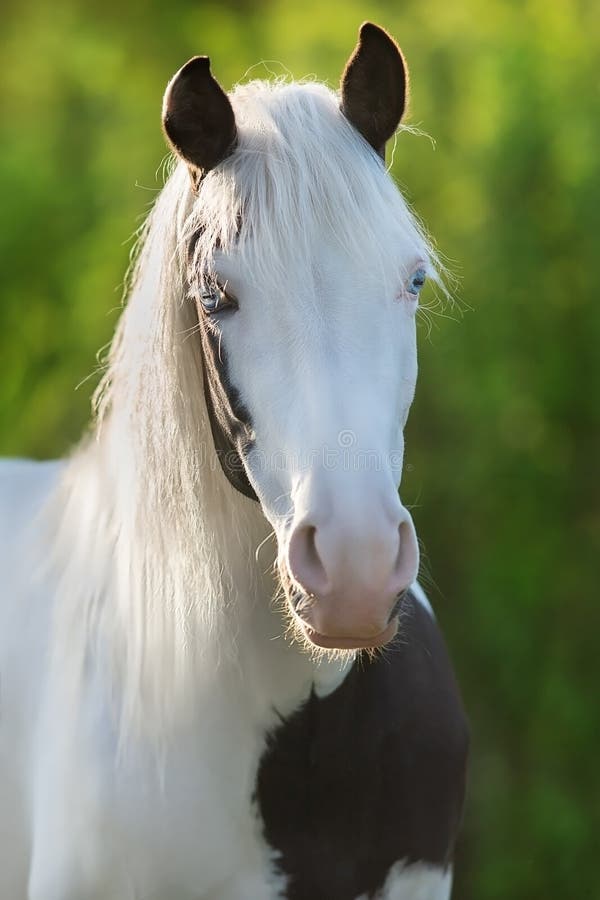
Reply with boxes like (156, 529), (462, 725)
(407, 268), (427, 296)
(200, 282), (238, 315)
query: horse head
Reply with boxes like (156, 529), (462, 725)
(161, 24), (437, 651)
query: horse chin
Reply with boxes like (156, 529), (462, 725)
(299, 617), (399, 651)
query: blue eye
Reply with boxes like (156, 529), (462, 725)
(407, 268), (427, 296)
(200, 282), (238, 315)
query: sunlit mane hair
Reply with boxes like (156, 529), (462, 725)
(47, 78), (442, 738)
(188, 79), (441, 297)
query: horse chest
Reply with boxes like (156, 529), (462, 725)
(98, 597), (467, 900)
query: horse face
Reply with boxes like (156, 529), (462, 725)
(208, 243), (422, 651)
(164, 24), (433, 650)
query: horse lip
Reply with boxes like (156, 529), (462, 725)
(300, 618), (398, 650)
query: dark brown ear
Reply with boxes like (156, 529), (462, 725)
(162, 56), (237, 183)
(341, 22), (408, 158)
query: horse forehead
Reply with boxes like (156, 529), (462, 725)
(226, 244), (396, 304)
(233, 273), (391, 342)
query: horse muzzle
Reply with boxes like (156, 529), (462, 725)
(285, 500), (419, 650)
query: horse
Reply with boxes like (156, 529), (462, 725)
(0, 21), (468, 900)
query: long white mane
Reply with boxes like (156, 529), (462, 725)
(45, 79), (441, 736)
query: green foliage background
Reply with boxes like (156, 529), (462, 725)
(1, 0), (598, 895)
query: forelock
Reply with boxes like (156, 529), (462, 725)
(183, 79), (440, 292)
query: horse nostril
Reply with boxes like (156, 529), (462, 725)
(387, 589), (409, 625)
(393, 519), (419, 593)
(287, 523), (329, 599)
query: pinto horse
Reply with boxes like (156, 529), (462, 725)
(0, 22), (468, 900)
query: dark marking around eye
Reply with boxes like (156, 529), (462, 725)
(200, 283), (238, 315)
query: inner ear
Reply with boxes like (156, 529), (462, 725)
(162, 56), (237, 181)
(341, 22), (408, 158)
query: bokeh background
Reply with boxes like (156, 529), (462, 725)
(1, 0), (598, 896)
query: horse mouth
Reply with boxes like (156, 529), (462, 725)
(279, 562), (403, 650)
(299, 617), (398, 650)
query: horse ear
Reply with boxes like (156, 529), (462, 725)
(162, 56), (237, 184)
(340, 22), (408, 158)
